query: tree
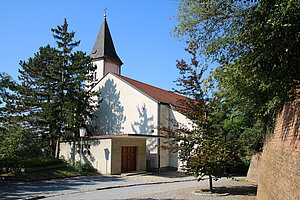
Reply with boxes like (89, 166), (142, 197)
(174, 0), (300, 129)
(161, 41), (237, 192)
(17, 19), (95, 157)
(171, 0), (300, 169)
(17, 45), (60, 156)
(164, 0), (299, 191)
(0, 73), (42, 158)
(50, 19), (96, 157)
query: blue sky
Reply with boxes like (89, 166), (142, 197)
(0, 0), (190, 91)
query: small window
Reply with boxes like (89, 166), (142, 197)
(94, 72), (97, 80)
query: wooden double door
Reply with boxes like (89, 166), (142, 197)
(121, 146), (137, 173)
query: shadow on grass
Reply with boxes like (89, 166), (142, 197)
(200, 185), (257, 196)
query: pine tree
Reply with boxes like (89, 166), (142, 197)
(17, 19), (95, 157)
(51, 18), (96, 157)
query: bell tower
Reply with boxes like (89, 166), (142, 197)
(90, 14), (123, 82)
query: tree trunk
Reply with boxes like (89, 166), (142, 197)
(56, 135), (61, 158)
(50, 137), (56, 157)
(209, 175), (214, 192)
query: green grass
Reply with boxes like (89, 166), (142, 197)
(0, 165), (99, 181)
(0, 157), (64, 168)
(0, 157), (100, 181)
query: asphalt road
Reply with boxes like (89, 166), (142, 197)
(0, 174), (196, 200)
(44, 180), (214, 200)
(0, 173), (256, 200)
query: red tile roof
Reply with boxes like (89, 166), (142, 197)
(114, 73), (189, 108)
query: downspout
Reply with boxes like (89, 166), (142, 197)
(157, 102), (161, 173)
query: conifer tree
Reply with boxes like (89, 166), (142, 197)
(17, 19), (95, 157)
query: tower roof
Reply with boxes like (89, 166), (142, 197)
(90, 16), (123, 65)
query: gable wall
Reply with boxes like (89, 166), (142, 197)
(92, 73), (158, 136)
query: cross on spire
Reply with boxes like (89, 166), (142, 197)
(104, 7), (107, 18)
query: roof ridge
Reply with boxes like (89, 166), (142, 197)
(114, 73), (190, 107)
(117, 74), (175, 93)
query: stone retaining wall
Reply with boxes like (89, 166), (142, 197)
(257, 101), (300, 200)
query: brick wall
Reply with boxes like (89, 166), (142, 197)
(246, 152), (262, 183)
(257, 101), (300, 200)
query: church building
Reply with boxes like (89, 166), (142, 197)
(60, 15), (193, 174)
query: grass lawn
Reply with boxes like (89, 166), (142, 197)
(0, 157), (100, 181)
(0, 165), (100, 181)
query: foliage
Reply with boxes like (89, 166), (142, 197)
(171, 0), (300, 174)
(0, 124), (36, 159)
(214, 102), (265, 166)
(0, 73), (20, 125)
(15, 19), (96, 157)
(0, 157), (64, 169)
(175, 0), (300, 127)
(0, 73), (43, 158)
(0, 73), (15, 105)
(161, 41), (238, 192)
(165, 0), (300, 191)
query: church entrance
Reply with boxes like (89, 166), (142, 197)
(121, 146), (137, 173)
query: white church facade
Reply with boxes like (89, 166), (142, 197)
(60, 15), (193, 174)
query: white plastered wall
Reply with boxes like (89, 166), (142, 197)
(158, 103), (171, 168)
(93, 60), (105, 81)
(89, 73), (195, 171)
(91, 73), (159, 170)
(92, 60), (119, 83)
(169, 109), (194, 170)
(60, 139), (112, 174)
(158, 104), (194, 170)
(92, 73), (158, 136)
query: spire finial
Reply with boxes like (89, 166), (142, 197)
(104, 7), (107, 18)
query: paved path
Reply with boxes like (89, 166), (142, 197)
(0, 172), (194, 200)
(45, 180), (219, 200)
(0, 172), (256, 200)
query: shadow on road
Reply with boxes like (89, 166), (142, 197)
(0, 176), (126, 200)
(200, 185), (257, 196)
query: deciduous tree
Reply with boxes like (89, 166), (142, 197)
(161, 41), (237, 192)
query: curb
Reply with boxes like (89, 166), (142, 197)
(96, 178), (195, 190)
